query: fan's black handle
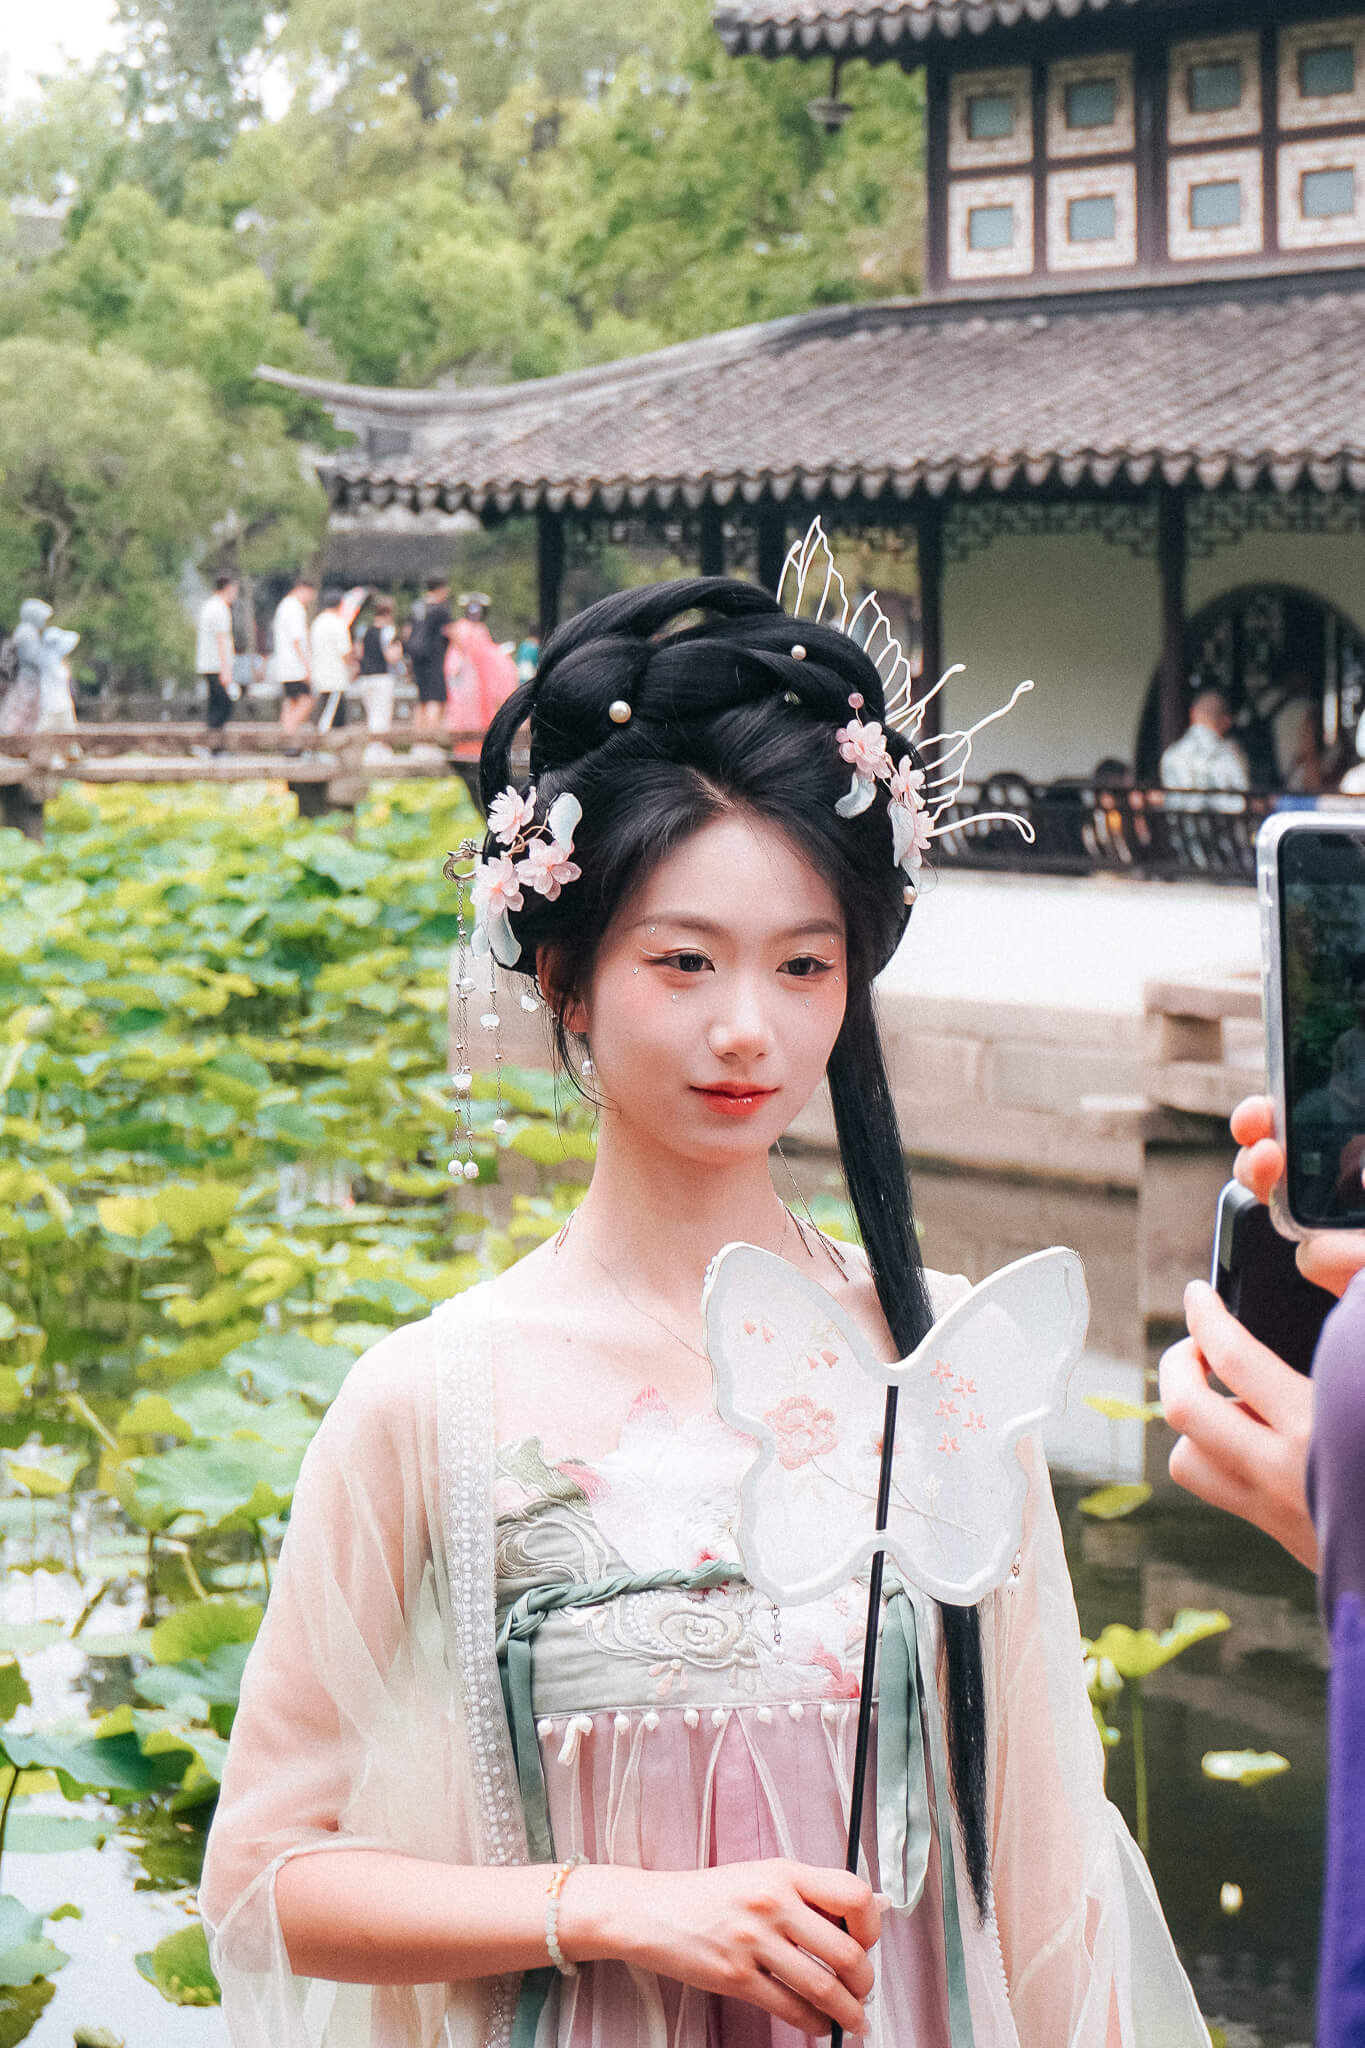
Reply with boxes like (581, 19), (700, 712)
(829, 1385), (900, 2048)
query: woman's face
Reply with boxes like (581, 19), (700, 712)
(566, 812), (848, 1167)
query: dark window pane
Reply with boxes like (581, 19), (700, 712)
(1068, 193), (1118, 241)
(967, 91), (1016, 140)
(1188, 59), (1243, 113)
(1065, 76), (1118, 129)
(1302, 166), (1356, 217)
(968, 203), (1016, 250)
(1189, 179), (1243, 229)
(1300, 44), (1355, 97)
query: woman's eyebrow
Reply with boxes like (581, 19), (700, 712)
(632, 915), (843, 941)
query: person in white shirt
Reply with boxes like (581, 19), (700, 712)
(197, 576), (239, 750)
(310, 589), (358, 734)
(1159, 688), (1249, 793)
(272, 576), (317, 734)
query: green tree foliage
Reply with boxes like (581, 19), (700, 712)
(0, 336), (320, 683)
(0, 0), (925, 675)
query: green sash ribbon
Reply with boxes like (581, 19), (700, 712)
(495, 1565), (974, 2048)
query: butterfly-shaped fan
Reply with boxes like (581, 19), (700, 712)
(702, 1245), (1088, 1608)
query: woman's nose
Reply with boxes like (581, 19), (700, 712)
(707, 985), (773, 1061)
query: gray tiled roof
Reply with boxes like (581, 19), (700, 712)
(713, 0), (1150, 58)
(259, 281), (1365, 515)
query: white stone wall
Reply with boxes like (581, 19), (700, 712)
(942, 525), (1161, 782)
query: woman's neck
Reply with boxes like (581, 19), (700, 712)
(568, 1114), (792, 1314)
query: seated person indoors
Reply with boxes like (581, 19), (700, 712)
(1159, 689), (1249, 795)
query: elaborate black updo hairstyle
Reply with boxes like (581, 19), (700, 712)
(479, 577), (990, 1914)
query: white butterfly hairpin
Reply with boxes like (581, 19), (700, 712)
(702, 1243), (1088, 1607)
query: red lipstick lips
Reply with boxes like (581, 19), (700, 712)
(692, 1083), (778, 1119)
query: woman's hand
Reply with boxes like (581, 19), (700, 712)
(562, 1858), (881, 2037)
(1231, 1094), (1365, 1297)
(1160, 1281), (1318, 1571)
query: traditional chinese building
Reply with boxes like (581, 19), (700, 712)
(263, 0), (1365, 794)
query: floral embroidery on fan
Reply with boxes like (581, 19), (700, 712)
(935, 1396), (959, 1419)
(930, 1358), (955, 1385)
(764, 1395), (839, 1470)
(936, 1433), (962, 1458)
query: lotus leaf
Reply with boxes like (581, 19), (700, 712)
(0, 1665), (31, 1725)
(148, 1599), (261, 1664)
(134, 1921), (220, 2007)
(1078, 1483), (1153, 1520)
(120, 1441), (301, 1532)
(222, 1331), (357, 1404)
(0, 1897), (69, 1989)
(1, 1731), (166, 1798)
(2, 1448), (86, 1498)
(1082, 1395), (1165, 1423)
(1201, 1750), (1291, 1787)
(1086, 1609), (1231, 1679)
(2, 1815), (107, 1854)
(135, 1642), (251, 1713)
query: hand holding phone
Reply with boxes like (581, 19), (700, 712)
(1211, 1180), (1334, 1375)
(1259, 816), (1365, 1234)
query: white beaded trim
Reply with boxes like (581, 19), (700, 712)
(434, 1288), (528, 2048)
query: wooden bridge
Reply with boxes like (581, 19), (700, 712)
(0, 723), (487, 837)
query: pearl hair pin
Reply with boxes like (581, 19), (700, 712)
(791, 644), (807, 660)
(608, 699), (632, 724)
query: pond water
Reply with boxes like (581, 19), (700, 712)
(3, 1164), (1324, 2048)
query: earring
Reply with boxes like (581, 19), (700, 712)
(444, 841), (483, 1181)
(581, 1055), (593, 1077)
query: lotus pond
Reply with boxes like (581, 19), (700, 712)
(0, 784), (1323, 2048)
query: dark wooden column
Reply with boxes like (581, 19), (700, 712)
(536, 504), (565, 641)
(1156, 481), (1188, 754)
(755, 500), (787, 594)
(699, 500), (725, 578)
(914, 496), (945, 744)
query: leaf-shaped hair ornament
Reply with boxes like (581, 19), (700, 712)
(703, 1244), (1088, 1607)
(778, 517), (1039, 858)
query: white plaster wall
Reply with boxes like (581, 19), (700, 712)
(942, 527), (1160, 781)
(1186, 527), (1365, 632)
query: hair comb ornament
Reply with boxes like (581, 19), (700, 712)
(459, 788), (584, 968)
(779, 518), (1037, 900)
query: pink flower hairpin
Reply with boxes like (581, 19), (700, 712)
(473, 787), (583, 965)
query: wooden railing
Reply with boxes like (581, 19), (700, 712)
(932, 781), (1289, 884)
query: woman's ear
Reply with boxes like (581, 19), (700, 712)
(534, 944), (588, 1037)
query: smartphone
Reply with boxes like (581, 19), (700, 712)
(1212, 1181), (1333, 1375)
(1259, 813), (1365, 1234)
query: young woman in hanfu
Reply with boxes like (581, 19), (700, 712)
(201, 559), (1209, 2048)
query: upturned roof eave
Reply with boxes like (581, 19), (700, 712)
(712, 0), (1155, 62)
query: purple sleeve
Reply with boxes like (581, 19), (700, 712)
(1317, 1594), (1365, 2045)
(1306, 1270), (1365, 1629)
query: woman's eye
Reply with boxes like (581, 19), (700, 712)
(782, 956), (835, 979)
(644, 952), (712, 974)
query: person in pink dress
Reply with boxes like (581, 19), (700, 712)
(446, 593), (519, 735)
(201, 567), (1206, 2048)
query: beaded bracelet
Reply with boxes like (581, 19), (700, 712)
(545, 1852), (587, 1976)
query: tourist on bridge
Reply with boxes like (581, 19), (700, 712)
(0, 598), (53, 737)
(197, 575), (240, 752)
(272, 575), (317, 736)
(444, 591), (517, 735)
(406, 576), (455, 735)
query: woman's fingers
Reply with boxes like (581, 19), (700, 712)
(1297, 1230), (1365, 1298)
(1233, 1135), (1284, 1202)
(1229, 1095), (1275, 1147)
(1183, 1282), (1304, 1428)
(793, 1865), (882, 1954)
(785, 1905), (877, 2001)
(1160, 1327), (1263, 1475)
(747, 1969), (855, 2039)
